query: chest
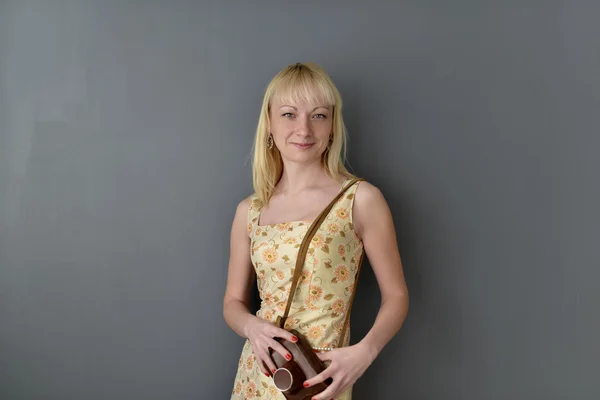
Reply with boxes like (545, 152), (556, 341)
(250, 210), (362, 272)
(249, 220), (364, 302)
(257, 189), (341, 226)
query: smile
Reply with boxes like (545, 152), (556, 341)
(292, 143), (314, 149)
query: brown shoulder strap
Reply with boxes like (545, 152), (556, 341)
(278, 178), (364, 329)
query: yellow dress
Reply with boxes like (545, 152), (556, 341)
(230, 179), (364, 400)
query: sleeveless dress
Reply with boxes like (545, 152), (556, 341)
(230, 178), (364, 400)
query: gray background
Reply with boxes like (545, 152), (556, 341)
(1, 1), (598, 399)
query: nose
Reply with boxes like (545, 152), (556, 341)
(295, 116), (312, 137)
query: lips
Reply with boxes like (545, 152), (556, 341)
(292, 143), (314, 149)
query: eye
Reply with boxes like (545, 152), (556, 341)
(313, 114), (327, 119)
(282, 112), (294, 118)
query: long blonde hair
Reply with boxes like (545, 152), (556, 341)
(251, 62), (356, 205)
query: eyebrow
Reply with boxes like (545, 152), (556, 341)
(278, 105), (331, 111)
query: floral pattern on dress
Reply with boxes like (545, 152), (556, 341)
(230, 179), (363, 400)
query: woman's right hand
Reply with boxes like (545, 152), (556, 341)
(243, 316), (298, 376)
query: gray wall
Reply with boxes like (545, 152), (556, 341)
(1, 1), (598, 399)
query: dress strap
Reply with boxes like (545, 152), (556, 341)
(247, 194), (263, 234)
(333, 178), (362, 216)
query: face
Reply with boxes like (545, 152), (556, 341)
(269, 99), (333, 163)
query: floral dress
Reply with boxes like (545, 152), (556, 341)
(230, 179), (364, 400)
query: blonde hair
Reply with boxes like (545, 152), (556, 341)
(251, 62), (356, 205)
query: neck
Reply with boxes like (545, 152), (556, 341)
(276, 160), (338, 196)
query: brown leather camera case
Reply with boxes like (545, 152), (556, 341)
(269, 329), (333, 399)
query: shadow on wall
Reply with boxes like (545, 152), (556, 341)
(349, 176), (470, 398)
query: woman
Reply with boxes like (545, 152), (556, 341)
(223, 62), (409, 399)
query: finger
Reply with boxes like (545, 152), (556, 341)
(253, 341), (276, 377)
(310, 378), (343, 400)
(271, 327), (298, 344)
(316, 349), (336, 361)
(269, 339), (293, 362)
(255, 356), (271, 377)
(261, 350), (278, 376)
(302, 364), (334, 388)
(247, 341), (268, 376)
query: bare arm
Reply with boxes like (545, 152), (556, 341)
(222, 197), (258, 338)
(304, 181), (410, 399)
(222, 197), (297, 376)
(353, 181), (409, 360)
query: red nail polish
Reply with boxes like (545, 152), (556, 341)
(303, 382), (309, 387)
(272, 369), (276, 373)
(285, 353), (292, 360)
(292, 336), (298, 342)
(265, 372), (269, 377)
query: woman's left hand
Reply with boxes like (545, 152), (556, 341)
(302, 342), (377, 400)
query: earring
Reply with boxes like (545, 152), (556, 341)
(267, 134), (274, 150)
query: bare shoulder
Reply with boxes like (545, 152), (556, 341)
(235, 195), (253, 216)
(354, 180), (388, 214)
(354, 180), (385, 203)
(224, 194), (255, 305)
(231, 194), (255, 234)
(353, 180), (393, 239)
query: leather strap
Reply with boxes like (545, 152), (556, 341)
(278, 177), (364, 349)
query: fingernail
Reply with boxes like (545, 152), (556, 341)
(292, 336), (298, 342)
(303, 382), (309, 387)
(272, 369), (276, 373)
(265, 372), (269, 377)
(285, 353), (292, 360)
